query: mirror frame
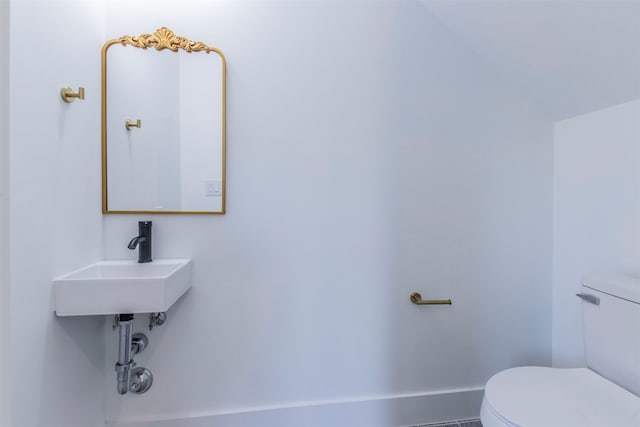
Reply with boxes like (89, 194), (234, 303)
(101, 27), (226, 214)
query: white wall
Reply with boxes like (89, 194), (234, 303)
(0, 0), (11, 424)
(5, 1), (106, 426)
(553, 99), (640, 367)
(102, 2), (553, 426)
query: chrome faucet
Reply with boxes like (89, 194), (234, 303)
(128, 221), (152, 263)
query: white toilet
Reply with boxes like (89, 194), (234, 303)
(481, 274), (640, 427)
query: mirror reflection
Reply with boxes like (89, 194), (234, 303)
(101, 28), (226, 214)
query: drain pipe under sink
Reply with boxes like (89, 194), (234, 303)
(114, 314), (152, 395)
(115, 314), (135, 394)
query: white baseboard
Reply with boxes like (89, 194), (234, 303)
(108, 387), (484, 427)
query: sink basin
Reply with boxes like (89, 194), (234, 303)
(53, 259), (192, 316)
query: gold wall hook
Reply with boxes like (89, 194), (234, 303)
(60, 87), (85, 103)
(126, 119), (142, 130)
(410, 292), (452, 305)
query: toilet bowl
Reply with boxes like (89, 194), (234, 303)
(480, 367), (640, 427)
(481, 274), (640, 427)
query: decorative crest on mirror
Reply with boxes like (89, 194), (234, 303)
(115, 27), (218, 53)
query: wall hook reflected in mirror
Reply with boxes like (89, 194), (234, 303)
(125, 119), (141, 130)
(60, 86), (85, 103)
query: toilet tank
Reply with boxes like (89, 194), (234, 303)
(581, 274), (640, 397)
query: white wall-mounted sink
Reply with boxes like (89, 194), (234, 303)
(53, 259), (192, 316)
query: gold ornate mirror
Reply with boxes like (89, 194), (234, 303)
(101, 28), (226, 214)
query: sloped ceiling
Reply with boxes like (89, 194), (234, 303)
(422, 1), (640, 120)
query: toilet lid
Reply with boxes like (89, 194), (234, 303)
(484, 367), (640, 427)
